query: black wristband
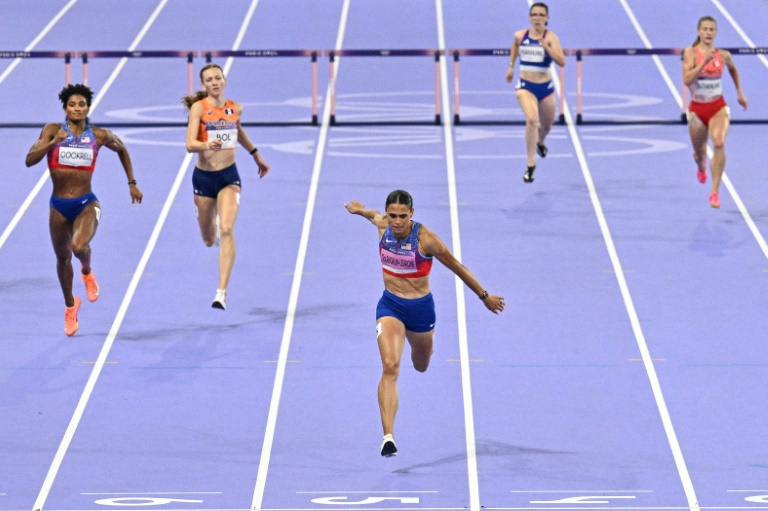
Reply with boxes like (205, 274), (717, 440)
(479, 291), (488, 300)
(128, 179), (137, 186)
(249, 147), (258, 155)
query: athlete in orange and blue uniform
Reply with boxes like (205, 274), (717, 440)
(183, 63), (270, 310)
(345, 190), (504, 458)
(191, 97), (243, 199)
(26, 83), (142, 336)
(683, 16), (747, 208)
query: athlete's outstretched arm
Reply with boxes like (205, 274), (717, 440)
(420, 226), (505, 314)
(345, 200), (387, 228)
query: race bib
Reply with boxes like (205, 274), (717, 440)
(695, 78), (722, 98)
(58, 147), (94, 167)
(380, 248), (417, 274)
(209, 128), (237, 149)
(519, 45), (545, 63)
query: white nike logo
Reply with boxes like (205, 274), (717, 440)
(81, 199), (88, 204)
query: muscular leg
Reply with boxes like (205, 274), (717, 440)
(406, 329), (434, 373)
(71, 202), (100, 275)
(688, 114), (709, 178)
(194, 194), (218, 247)
(49, 209), (75, 307)
(537, 94), (557, 147)
(708, 108), (730, 196)
(516, 89), (541, 168)
(215, 185), (240, 291)
(377, 316), (406, 436)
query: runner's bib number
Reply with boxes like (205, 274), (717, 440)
(58, 147), (94, 167)
(210, 128), (237, 149)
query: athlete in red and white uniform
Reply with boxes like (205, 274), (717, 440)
(25, 83), (142, 336)
(683, 16), (747, 208)
(345, 190), (504, 457)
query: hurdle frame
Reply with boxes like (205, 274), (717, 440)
(326, 49), (444, 126)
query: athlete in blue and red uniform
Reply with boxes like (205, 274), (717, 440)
(683, 16), (747, 208)
(345, 190), (504, 457)
(25, 83), (142, 336)
(505, 2), (565, 183)
(182, 63), (270, 310)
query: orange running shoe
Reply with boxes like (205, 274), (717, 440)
(65, 297), (81, 336)
(709, 192), (720, 208)
(81, 269), (100, 302)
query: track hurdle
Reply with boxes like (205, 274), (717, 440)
(204, 49), (321, 126)
(326, 49), (444, 125)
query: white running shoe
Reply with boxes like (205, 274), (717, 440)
(212, 289), (226, 310)
(380, 434), (397, 457)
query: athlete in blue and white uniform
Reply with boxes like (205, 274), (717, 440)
(345, 190), (504, 458)
(25, 84), (142, 336)
(505, 2), (565, 183)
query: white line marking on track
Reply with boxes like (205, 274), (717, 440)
(435, 2), (480, 511)
(250, 1), (351, 510)
(571, 3), (700, 511)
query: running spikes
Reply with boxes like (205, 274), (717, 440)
(65, 297), (81, 336)
(380, 434), (397, 457)
(523, 165), (536, 183)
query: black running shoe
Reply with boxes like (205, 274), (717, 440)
(380, 434), (397, 457)
(523, 165), (535, 183)
(537, 142), (548, 158)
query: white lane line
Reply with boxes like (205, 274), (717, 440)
(0, 0), (78, 86)
(2, 0), (169, 253)
(599, 2), (701, 510)
(435, 2), (480, 511)
(249, 1), (351, 510)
